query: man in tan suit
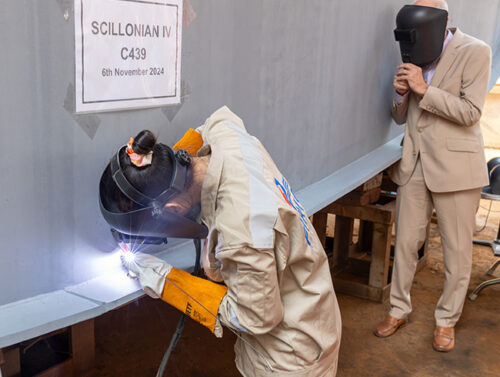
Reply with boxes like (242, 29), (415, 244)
(374, 0), (491, 352)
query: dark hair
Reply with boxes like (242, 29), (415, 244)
(100, 130), (174, 212)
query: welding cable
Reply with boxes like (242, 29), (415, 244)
(476, 200), (493, 233)
(480, 202), (500, 212)
(158, 128), (209, 376)
(156, 239), (202, 377)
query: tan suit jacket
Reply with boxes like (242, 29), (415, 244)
(389, 28), (491, 192)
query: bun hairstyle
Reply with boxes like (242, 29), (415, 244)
(131, 130), (157, 155)
(119, 130), (174, 197)
(100, 130), (175, 212)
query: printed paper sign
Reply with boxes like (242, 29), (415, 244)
(74, 0), (183, 113)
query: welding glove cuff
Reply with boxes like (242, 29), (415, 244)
(122, 253), (172, 299)
(172, 128), (203, 156)
(160, 267), (228, 334)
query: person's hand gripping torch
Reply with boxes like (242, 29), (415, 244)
(111, 228), (167, 277)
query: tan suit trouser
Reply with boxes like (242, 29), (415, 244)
(389, 157), (481, 327)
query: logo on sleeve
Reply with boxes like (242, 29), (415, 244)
(274, 177), (312, 246)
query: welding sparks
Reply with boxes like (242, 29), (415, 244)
(122, 250), (136, 264)
(119, 249), (138, 279)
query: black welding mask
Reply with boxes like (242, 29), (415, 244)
(394, 5), (448, 67)
(99, 145), (208, 242)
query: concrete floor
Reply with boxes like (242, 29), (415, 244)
(93, 198), (500, 377)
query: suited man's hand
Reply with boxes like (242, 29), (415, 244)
(396, 63), (429, 97)
(393, 72), (409, 95)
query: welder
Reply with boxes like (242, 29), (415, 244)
(99, 106), (342, 376)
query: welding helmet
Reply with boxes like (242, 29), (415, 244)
(487, 158), (500, 195)
(394, 5), (448, 67)
(99, 145), (208, 240)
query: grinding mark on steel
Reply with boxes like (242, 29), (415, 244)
(161, 80), (192, 122)
(64, 83), (101, 140)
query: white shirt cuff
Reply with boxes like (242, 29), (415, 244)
(394, 91), (409, 105)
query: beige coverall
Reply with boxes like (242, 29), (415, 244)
(197, 106), (342, 377)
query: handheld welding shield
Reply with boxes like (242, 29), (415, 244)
(99, 145), (208, 243)
(394, 5), (448, 67)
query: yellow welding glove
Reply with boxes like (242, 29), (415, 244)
(161, 267), (228, 333)
(123, 252), (227, 334)
(172, 128), (203, 156)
